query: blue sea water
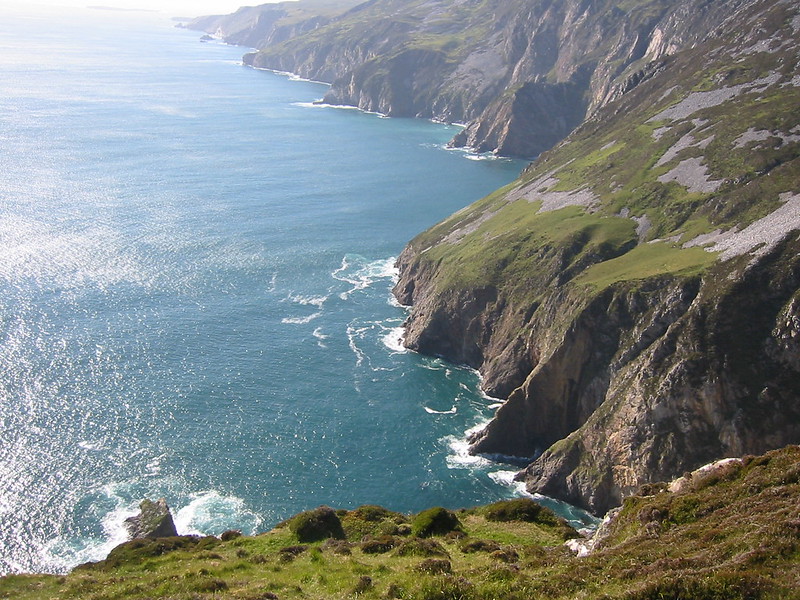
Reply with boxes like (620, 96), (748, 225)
(0, 4), (594, 575)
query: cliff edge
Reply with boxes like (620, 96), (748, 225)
(394, 0), (800, 514)
(190, 0), (761, 159)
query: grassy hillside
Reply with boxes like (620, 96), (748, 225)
(1, 447), (798, 599)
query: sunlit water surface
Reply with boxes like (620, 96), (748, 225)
(0, 3), (595, 574)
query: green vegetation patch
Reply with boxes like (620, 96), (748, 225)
(418, 202), (638, 303)
(576, 241), (716, 290)
(288, 506), (345, 543)
(410, 507), (463, 538)
(2, 448), (799, 600)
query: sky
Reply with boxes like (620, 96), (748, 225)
(17, 0), (288, 18)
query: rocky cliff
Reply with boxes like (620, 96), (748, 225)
(188, 0), (790, 160)
(394, 0), (800, 514)
(184, 0), (363, 51)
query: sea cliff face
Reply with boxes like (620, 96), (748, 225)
(394, 0), (800, 514)
(190, 0), (762, 159)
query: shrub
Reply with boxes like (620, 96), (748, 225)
(352, 575), (373, 594)
(220, 529), (242, 541)
(415, 558), (452, 574)
(490, 549), (519, 563)
(352, 505), (394, 521)
(460, 539), (501, 554)
(289, 506), (345, 542)
(360, 535), (398, 554)
(321, 539), (353, 555)
(341, 505), (409, 540)
(395, 537), (450, 558)
(411, 507), (463, 537)
(279, 545), (308, 562)
(483, 498), (556, 524)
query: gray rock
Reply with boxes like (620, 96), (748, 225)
(124, 498), (178, 540)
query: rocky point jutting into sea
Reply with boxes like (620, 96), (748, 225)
(189, 0), (800, 516)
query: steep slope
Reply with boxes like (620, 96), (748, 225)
(394, 0), (800, 514)
(2, 447), (798, 598)
(184, 0), (363, 51)
(191, 0), (795, 159)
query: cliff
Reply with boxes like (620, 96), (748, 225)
(2, 446), (798, 598)
(184, 0), (363, 51)
(394, 0), (800, 514)
(191, 0), (762, 159)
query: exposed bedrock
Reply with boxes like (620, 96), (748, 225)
(201, 0), (763, 158)
(396, 236), (800, 515)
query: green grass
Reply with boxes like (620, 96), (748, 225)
(3, 446), (797, 599)
(576, 241), (717, 290)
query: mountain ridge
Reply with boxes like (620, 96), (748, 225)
(189, 0), (750, 159)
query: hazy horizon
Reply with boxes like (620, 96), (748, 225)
(4, 0), (293, 18)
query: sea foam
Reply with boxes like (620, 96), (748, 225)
(332, 255), (397, 299)
(381, 326), (407, 353)
(173, 490), (262, 537)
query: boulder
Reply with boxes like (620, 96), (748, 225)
(124, 498), (179, 540)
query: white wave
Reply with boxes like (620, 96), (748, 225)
(424, 405), (457, 415)
(488, 470), (524, 490)
(291, 101), (361, 110)
(444, 434), (492, 469)
(381, 326), (407, 353)
(464, 419), (489, 439)
(248, 65), (330, 86)
(77, 440), (103, 451)
(488, 403), (504, 410)
(346, 324), (367, 367)
(281, 312), (321, 325)
(389, 294), (409, 308)
(313, 327), (328, 348)
(39, 485), (139, 574)
(174, 490), (262, 537)
(145, 453), (167, 476)
(284, 293), (328, 308)
(332, 255), (397, 299)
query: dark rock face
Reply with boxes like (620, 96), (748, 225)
(450, 80), (590, 159)
(124, 498), (179, 540)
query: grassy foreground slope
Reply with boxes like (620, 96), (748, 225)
(1, 446), (799, 599)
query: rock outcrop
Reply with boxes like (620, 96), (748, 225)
(124, 498), (178, 540)
(394, 0), (800, 514)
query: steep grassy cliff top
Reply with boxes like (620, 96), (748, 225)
(407, 0), (799, 301)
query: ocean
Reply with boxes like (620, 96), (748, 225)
(0, 3), (593, 575)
